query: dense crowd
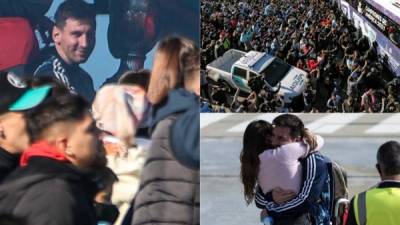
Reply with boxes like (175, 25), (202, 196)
(201, 0), (399, 112)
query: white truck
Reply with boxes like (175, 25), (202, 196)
(206, 49), (308, 103)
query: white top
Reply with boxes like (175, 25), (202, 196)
(257, 135), (324, 194)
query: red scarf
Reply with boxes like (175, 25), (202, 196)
(20, 141), (70, 167)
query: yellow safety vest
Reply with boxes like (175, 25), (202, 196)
(354, 186), (400, 225)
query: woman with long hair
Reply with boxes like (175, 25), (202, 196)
(240, 120), (274, 205)
(239, 119), (323, 208)
(130, 36), (200, 225)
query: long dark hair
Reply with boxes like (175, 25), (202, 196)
(240, 120), (273, 205)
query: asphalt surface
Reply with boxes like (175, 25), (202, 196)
(201, 113), (400, 138)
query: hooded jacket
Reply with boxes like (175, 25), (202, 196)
(131, 88), (199, 225)
(0, 157), (98, 225)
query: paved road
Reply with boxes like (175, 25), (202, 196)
(201, 113), (400, 138)
(200, 114), (397, 225)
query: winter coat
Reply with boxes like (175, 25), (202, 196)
(0, 147), (19, 182)
(131, 89), (199, 225)
(0, 157), (98, 225)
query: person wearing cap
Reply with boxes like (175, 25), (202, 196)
(346, 141), (400, 225)
(0, 72), (52, 182)
(0, 93), (106, 225)
(33, 0), (96, 103)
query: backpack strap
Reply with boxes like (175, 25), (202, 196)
(324, 156), (336, 218)
(332, 160), (348, 196)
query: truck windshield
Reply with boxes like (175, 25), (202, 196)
(260, 58), (291, 87)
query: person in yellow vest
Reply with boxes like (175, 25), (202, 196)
(346, 141), (400, 225)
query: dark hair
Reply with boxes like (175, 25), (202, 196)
(240, 120), (273, 205)
(94, 167), (119, 192)
(377, 141), (400, 176)
(54, 0), (96, 29)
(118, 69), (151, 91)
(26, 94), (90, 142)
(28, 76), (70, 97)
(272, 114), (305, 138)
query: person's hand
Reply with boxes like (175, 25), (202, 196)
(102, 135), (127, 157)
(272, 187), (296, 204)
(103, 142), (121, 156)
(260, 209), (268, 221)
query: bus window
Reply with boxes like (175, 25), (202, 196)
(351, 0), (400, 48)
(339, 0), (400, 76)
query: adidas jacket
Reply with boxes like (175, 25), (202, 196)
(33, 49), (95, 102)
(255, 152), (331, 225)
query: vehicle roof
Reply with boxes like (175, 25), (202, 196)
(207, 49), (245, 73)
(234, 51), (274, 73)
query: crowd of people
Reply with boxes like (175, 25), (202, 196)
(0, 1), (199, 225)
(240, 114), (400, 225)
(201, 0), (399, 112)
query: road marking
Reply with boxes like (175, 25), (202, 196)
(305, 114), (364, 133)
(366, 114), (400, 134)
(227, 113), (283, 132)
(200, 113), (232, 129)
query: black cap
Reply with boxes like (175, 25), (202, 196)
(0, 71), (29, 114)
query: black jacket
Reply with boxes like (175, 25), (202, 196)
(0, 147), (19, 182)
(0, 157), (97, 225)
(34, 48), (96, 103)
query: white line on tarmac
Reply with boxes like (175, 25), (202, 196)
(366, 114), (400, 134)
(200, 113), (232, 129)
(226, 113), (283, 132)
(305, 114), (364, 133)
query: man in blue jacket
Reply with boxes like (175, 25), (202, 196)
(255, 114), (331, 225)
